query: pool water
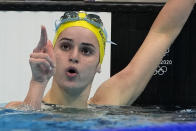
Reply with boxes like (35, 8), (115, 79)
(0, 103), (196, 131)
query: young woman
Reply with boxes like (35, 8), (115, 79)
(6, 0), (195, 110)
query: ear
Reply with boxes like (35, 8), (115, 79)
(96, 63), (101, 73)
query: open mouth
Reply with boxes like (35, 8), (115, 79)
(69, 68), (76, 73)
(66, 67), (78, 77)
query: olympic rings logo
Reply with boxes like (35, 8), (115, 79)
(154, 66), (167, 76)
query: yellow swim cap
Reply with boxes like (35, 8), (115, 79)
(53, 11), (106, 64)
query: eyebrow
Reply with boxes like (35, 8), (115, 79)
(59, 37), (96, 49)
(59, 37), (73, 42)
(81, 42), (96, 49)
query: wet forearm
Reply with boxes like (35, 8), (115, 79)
(151, 0), (194, 36)
(23, 80), (47, 110)
(120, 0), (195, 105)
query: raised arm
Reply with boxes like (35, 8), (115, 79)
(91, 0), (195, 105)
(5, 26), (55, 110)
(23, 26), (55, 109)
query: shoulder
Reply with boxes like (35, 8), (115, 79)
(5, 101), (23, 108)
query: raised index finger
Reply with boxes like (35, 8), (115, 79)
(34, 25), (48, 52)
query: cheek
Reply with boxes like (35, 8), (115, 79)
(84, 52), (100, 73)
(55, 53), (62, 67)
(81, 61), (99, 77)
(54, 48), (68, 62)
(83, 48), (100, 65)
(54, 52), (68, 72)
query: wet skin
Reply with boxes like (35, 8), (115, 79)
(53, 26), (101, 93)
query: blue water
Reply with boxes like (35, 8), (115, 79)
(0, 104), (196, 131)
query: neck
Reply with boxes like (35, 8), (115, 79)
(43, 79), (92, 108)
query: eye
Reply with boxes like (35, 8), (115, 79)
(81, 47), (94, 56)
(60, 42), (72, 51)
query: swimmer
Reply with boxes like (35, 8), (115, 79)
(6, 0), (195, 110)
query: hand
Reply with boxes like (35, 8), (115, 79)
(29, 25), (56, 84)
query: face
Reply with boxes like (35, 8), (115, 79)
(53, 26), (101, 90)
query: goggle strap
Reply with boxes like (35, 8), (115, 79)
(102, 27), (117, 45)
(106, 40), (117, 45)
(103, 27), (108, 40)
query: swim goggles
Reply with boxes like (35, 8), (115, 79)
(54, 11), (116, 45)
(55, 11), (104, 31)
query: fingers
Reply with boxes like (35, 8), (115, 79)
(30, 57), (52, 77)
(30, 52), (55, 68)
(30, 57), (51, 71)
(29, 52), (55, 82)
(34, 25), (48, 52)
(47, 40), (54, 57)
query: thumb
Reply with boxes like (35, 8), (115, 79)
(47, 40), (55, 64)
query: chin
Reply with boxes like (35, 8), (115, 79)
(62, 82), (88, 95)
(63, 82), (78, 89)
(62, 81), (85, 89)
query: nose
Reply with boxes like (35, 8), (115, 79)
(69, 48), (79, 64)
